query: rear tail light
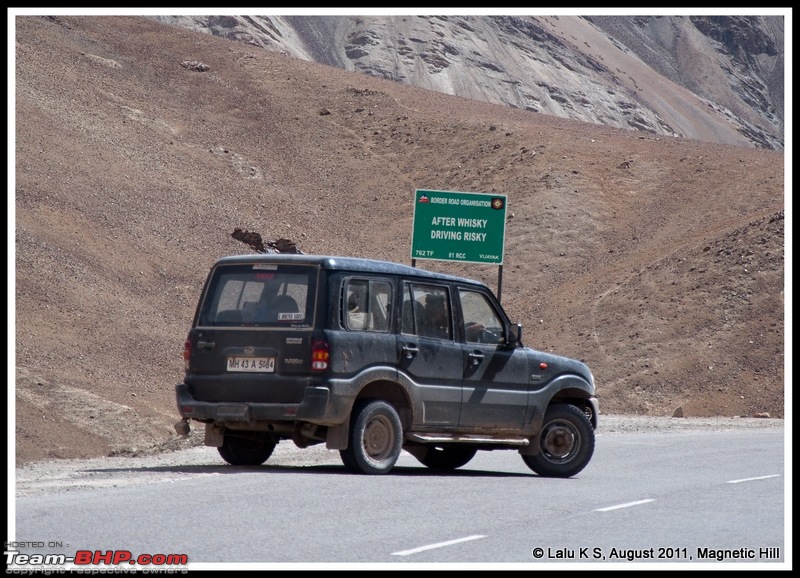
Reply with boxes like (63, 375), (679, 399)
(311, 339), (330, 371)
(183, 337), (192, 370)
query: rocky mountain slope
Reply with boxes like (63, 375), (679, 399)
(13, 15), (785, 464)
(151, 14), (785, 150)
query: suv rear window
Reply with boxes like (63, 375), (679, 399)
(197, 263), (317, 327)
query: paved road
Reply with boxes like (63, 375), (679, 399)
(11, 417), (787, 569)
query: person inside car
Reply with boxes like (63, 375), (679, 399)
(424, 293), (451, 339)
(347, 290), (368, 330)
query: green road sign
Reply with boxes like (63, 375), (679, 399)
(411, 189), (507, 264)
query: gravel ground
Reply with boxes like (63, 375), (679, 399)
(14, 16), (784, 468)
(13, 415), (784, 498)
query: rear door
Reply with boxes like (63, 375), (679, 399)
(396, 281), (463, 426)
(325, 275), (397, 378)
(456, 287), (531, 429)
(186, 261), (317, 404)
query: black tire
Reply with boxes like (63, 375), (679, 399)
(417, 446), (478, 470)
(217, 433), (276, 466)
(339, 447), (359, 472)
(522, 404), (595, 478)
(340, 399), (403, 475)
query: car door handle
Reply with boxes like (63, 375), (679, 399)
(468, 351), (484, 366)
(197, 341), (216, 350)
(401, 344), (419, 359)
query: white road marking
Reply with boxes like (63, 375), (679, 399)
(391, 535), (487, 556)
(595, 499), (655, 512)
(727, 474), (781, 484)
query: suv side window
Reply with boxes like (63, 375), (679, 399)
(344, 278), (392, 332)
(458, 288), (505, 344)
(402, 283), (452, 340)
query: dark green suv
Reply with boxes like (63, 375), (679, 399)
(174, 254), (599, 477)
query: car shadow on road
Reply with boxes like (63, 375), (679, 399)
(86, 463), (538, 478)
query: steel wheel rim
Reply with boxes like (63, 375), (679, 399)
(540, 419), (578, 463)
(363, 415), (395, 461)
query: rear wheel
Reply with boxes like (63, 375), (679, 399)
(417, 446), (477, 470)
(217, 433), (276, 466)
(522, 404), (594, 478)
(339, 446), (359, 472)
(340, 399), (403, 475)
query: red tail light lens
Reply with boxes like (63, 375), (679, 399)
(311, 339), (330, 371)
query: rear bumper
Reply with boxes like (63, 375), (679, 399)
(174, 382), (348, 425)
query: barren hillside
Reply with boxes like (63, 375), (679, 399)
(153, 14), (785, 150)
(13, 16), (785, 464)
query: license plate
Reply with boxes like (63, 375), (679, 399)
(227, 356), (276, 372)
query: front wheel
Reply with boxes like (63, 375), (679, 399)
(217, 432), (276, 466)
(340, 399), (403, 475)
(522, 404), (595, 478)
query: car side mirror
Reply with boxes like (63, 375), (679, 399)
(506, 323), (522, 347)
